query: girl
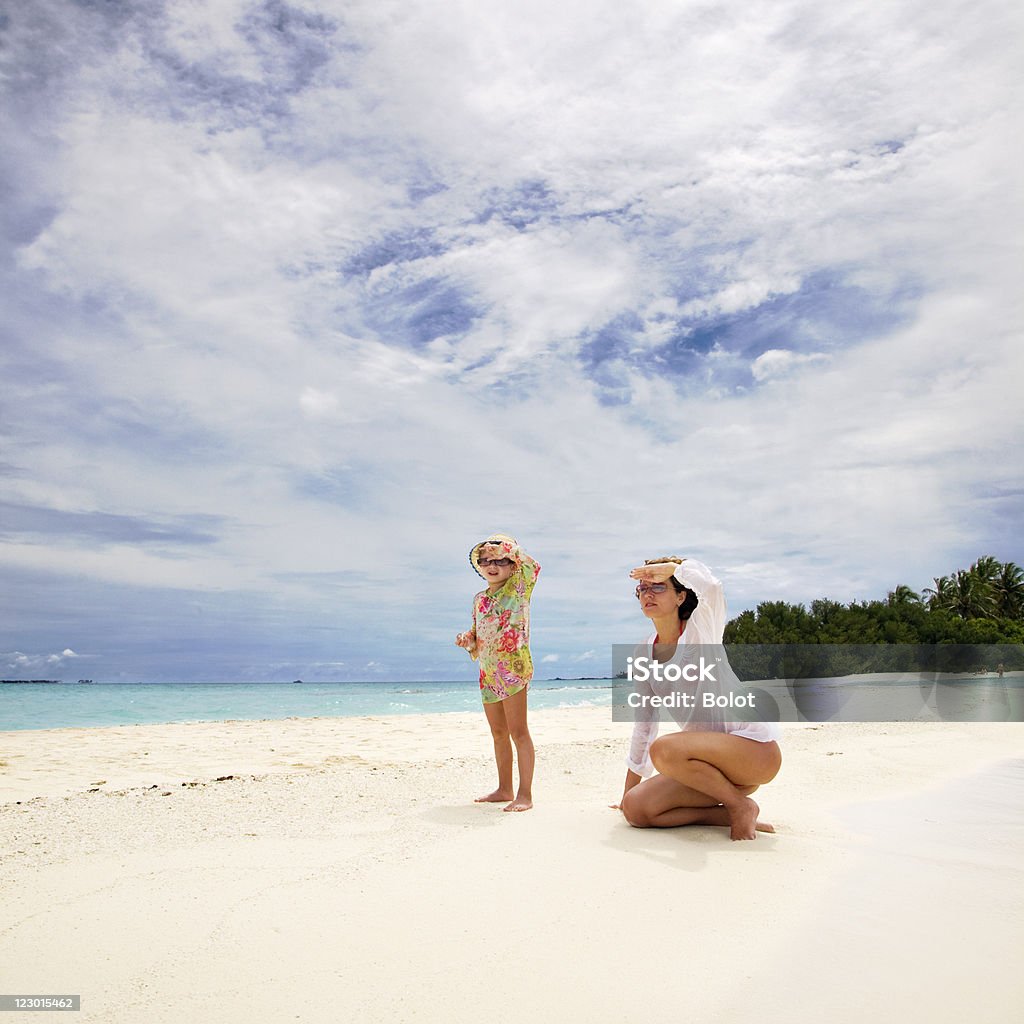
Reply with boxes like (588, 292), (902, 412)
(455, 533), (540, 812)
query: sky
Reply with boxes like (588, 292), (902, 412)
(1, 0), (1022, 683)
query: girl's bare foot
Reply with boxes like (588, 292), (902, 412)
(503, 796), (533, 812)
(475, 790), (513, 803)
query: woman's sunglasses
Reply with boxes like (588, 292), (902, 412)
(479, 557), (515, 568)
(635, 582), (670, 597)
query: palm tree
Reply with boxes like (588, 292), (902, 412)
(993, 561), (1024, 620)
(970, 555), (1002, 587)
(923, 575), (954, 612)
(887, 584), (922, 607)
(948, 568), (997, 620)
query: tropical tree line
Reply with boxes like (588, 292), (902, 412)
(724, 556), (1024, 647)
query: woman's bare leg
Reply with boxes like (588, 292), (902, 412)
(475, 699), (513, 802)
(648, 733), (782, 840)
(500, 687), (534, 811)
(621, 773), (774, 832)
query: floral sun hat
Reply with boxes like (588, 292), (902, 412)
(469, 533), (520, 580)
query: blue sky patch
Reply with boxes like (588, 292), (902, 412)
(0, 502), (223, 546)
(363, 277), (480, 348)
(475, 179), (558, 231)
(344, 229), (445, 276)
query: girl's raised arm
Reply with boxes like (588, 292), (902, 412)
(513, 548), (541, 596)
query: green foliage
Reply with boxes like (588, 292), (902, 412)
(724, 556), (1024, 646)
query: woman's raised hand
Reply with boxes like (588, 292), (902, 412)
(629, 561), (680, 583)
(455, 632), (475, 649)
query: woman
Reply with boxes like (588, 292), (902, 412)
(616, 556), (781, 840)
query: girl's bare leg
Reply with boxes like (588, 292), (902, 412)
(475, 699), (513, 802)
(499, 687), (534, 811)
(647, 733), (782, 840)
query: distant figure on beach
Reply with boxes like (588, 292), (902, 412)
(455, 534), (541, 812)
(614, 557), (782, 840)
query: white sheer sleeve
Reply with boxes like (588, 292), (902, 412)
(674, 559), (726, 644)
(625, 643), (659, 777)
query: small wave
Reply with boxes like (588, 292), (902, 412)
(547, 697), (608, 709)
(541, 684), (612, 693)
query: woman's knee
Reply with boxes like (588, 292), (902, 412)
(620, 790), (652, 828)
(649, 734), (687, 774)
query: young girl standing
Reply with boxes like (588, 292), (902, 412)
(455, 533), (540, 812)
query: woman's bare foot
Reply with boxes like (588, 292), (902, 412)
(503, 796), (533, 812)
(645, 804), (774, 833)
(727, 796), (762, 840)
(475, 789), (513, 803)
(708, 806), (773, 833)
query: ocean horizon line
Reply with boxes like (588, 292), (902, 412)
(1, 676), (613, 686)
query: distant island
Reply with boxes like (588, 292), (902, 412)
(1, 679), (61, 684)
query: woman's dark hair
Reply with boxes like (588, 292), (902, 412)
(668, 575), (700, 622)
(645, 556), (699, 623)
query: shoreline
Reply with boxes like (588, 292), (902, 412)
(2, 711), (1022, 1023)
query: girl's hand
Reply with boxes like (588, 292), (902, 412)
(455, 632), (476, 649)
(629, 561), (680, 584)
(479, 542), (520, 565)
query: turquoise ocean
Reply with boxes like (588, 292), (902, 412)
(4, 674), (1020, 732)
(0, 679), (613, 732)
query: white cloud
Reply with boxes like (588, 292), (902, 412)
(751, 349), (829, 382)
(3, 649), (81, 673)
(299, 387), (341, 419)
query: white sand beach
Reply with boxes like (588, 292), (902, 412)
(1, 710), (1022, 1023)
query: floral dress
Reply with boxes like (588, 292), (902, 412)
(467, 553), (540, 704)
